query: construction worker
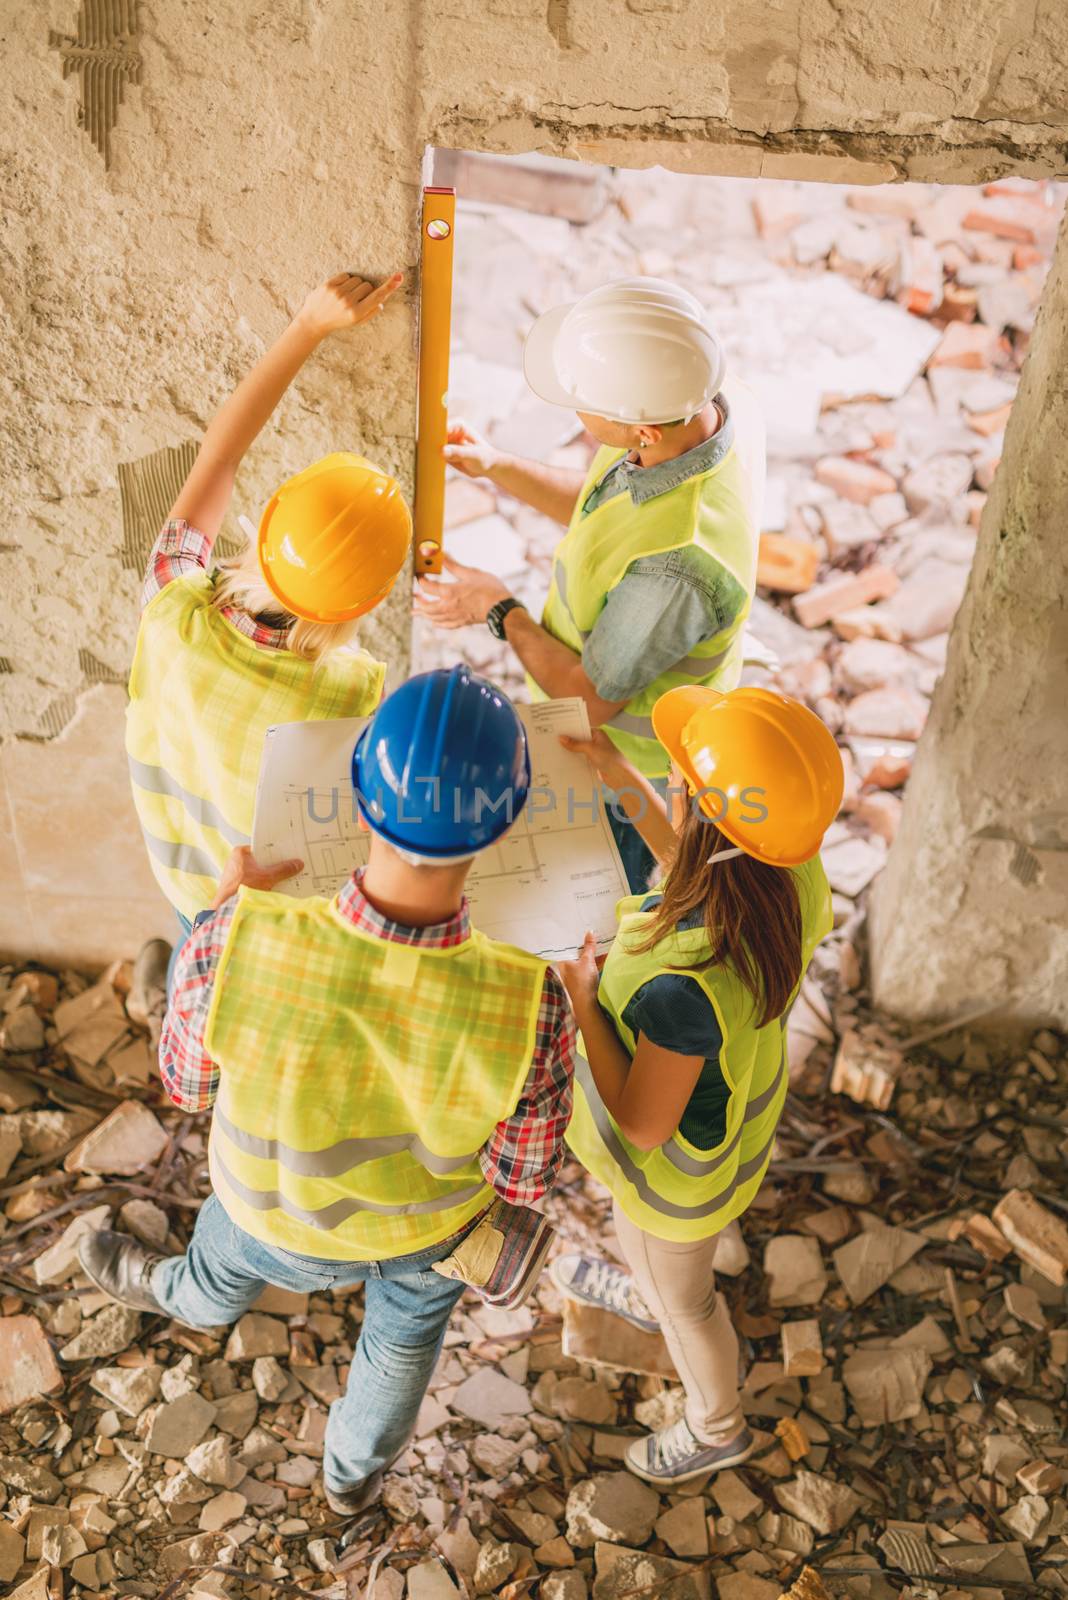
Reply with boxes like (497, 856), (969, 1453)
(80, 666), (576, 1515)
(126, 271), (412, 1012)
(550, 685), (842, 1485)
(413, 276), (766, 894)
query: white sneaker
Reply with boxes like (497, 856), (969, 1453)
(550, 1253), (660, 1334)
(626, 1417), (754, 1484)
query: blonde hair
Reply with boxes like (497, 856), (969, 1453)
(211, 537), (362, 663)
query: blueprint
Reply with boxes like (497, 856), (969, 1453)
(251, 698), (630, 959)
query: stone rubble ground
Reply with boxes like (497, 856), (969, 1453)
(0, 173), (1066, 1600)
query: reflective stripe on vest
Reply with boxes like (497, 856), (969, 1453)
(531, 426), (758, 777)
(204, 887), (548, 1261)
(566, 857), (833, 1241)
(126, 573), (384, 922)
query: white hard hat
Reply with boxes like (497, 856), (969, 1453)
(523, 276), (726, 425)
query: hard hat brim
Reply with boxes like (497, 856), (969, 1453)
(651, 685), (726, 762)
(523, 302), (580, 410)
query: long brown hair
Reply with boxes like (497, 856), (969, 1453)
(634, 805), (803, 1027)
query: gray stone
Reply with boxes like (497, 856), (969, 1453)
(252, 1354), (289, 1400)
(224, 1312), (289, 1361)
(59, 1303), (142, 1361)
(773, 1471), (863, 1535)
(146, 1391), (217, 1457)
(763, 1235), (828, 1307)
(0, 1454), (63, 1502)
(474, 1539), (523, 1590)
(89, 1363), (162, 1417)
(407, 1558), (464, 1600)
(118, 1197), (170, 1247)
(197, 1489), (247, 1531)
(185, 1434), (245, 1488)
(160, 1352), (201, 1401)
(567, 1472), (660, 1547)
(451, 1367), (531, 1427)
(213, 1388), (259, 1439)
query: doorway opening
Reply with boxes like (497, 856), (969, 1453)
(414, 145), (1063, 918)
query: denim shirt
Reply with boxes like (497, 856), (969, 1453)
(578, 394), (749, 704)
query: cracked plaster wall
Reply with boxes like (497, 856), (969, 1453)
(1, 0), (1066, 966)
(870, 208), (1068, 1030)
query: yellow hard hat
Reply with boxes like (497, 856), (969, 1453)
(652, 685), (844, 867)
(257, 453), (412, 624)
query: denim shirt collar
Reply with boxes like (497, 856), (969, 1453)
(606, 391), (735, 506)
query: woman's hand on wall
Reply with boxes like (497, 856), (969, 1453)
(296, 271), (404, 341)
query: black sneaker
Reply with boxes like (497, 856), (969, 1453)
(626, 1419), (754, 1484)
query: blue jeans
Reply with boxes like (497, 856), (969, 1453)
(165, 911), (193, 1004)
(152, 1195), (466, 1493)
(605, 776), (668, 894)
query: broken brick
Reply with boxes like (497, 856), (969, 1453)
(992, 1190), (1068, 1286)
(814, 456), (897, 506)
(792, 566), (899, 629)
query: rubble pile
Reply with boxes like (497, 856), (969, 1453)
(1, 938), (1067, 1597)
(1, 172), (1066, 1600)
(414, 169), (1066, 981)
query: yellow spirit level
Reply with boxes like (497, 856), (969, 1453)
(414, 186), (456, 576)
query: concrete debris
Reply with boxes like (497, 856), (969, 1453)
(833, 1221), (926, 1303)
(1, 168), (1065, 1600)
(89, 1363), (162, 1417)
(566, 1472), (660, 1546)
(993, 1188), (1068, 1285)
(561, 1297), (675, 1379)
(773, 1470), (863, 1534)
(842, 1346), (932, 1423)
(0, 1315), (63, 1415)
(763, 1235), (828, 1306)
(145, 1391), (217, 1456)
(64, 1098), (169, 1174)
(58, 1302), (142, 1360)
(655, 1496), (709, 1557)
(780, 1319), (824, 1377)
(224, 1311), (290, 1361)
(831, 1025), (905, 1110)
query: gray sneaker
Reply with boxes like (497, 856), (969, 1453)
(626, 1418), (754, 1484)
(551, 1253), (660, 1334)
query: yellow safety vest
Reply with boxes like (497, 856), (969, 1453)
(566, 857), (832, 1241)
(530, 427), (757, 778)
(205, 887), (548, 1260)
(126, 573), (385, 922)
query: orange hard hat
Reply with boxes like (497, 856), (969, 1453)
(652, 685), (844, 867)
(257, 453), (412, 624)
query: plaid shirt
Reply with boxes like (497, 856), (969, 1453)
(143, 519), (292, 649)
(160, 871), (576, 1206)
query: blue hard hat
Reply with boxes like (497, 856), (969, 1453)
(352, 665), (531, 858)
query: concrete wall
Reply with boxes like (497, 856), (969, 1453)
(3, 0), (1066, 966)
(870, 210), (1068, 1029)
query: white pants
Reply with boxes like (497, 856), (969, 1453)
(613, 1198), (745, 1444)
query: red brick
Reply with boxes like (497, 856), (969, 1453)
(757, 532), (820, 594)
(966, 402), (1012, 438)
(1013, 244), (1044, 270)
(0, 1315), (63, 1415)
(928, 322), (1002, 370)
(894, 236), (943, 317)
(963, 202), (1037, 245)
(846, 183), (931, 221)
(814, 456), (898, 506)
(855, 791), (902, 844)
(792, 565), (899, 629)
(938, 283), (979, 324)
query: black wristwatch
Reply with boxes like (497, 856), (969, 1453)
(486, 597), (527, 640)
